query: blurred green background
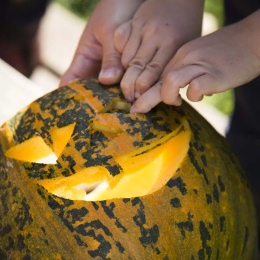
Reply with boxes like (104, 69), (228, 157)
(55, 0), (234, 116)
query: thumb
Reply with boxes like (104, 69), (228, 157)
(59, 27), (102, 87)
(59, 53), (101, 87)
(98, 33), (124, 85)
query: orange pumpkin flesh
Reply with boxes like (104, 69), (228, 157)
(4, 136), (55, 163)
(0, 78), (258, 259)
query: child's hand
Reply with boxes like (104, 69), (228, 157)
(131, 10), (260, 113)
(114, 0), (204, 102)
(60, 0), (143, 86)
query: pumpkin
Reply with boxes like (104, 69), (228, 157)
(0, 78), (258, 259)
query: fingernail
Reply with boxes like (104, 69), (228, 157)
(125, 96), (134, 103)
(130, 106), (138, 113)
(99, 69), (121, 83)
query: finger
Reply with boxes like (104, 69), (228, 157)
(121, 26), (142, 69)
(130, 82), (162, 113)
(187, 73), (218, 102)
(114, 21), (132, 54)
(99, 32), (125, 85)
(59, 26), (103, 87)
(135, 46), (176, 97)
(121, 43), (157, 102)
(161, 65), (205, 105)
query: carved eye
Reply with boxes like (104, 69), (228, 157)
(4, 123), (75, 164)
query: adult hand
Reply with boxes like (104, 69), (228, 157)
(60, 0), (143, 87)
(131, 10), (260, 113)
(114, 0), (204, 102)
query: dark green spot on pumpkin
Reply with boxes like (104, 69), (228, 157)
(213, 184), (219, 203)
(220, 216), (225, 232)
(218, 176), (225, 192)
(176, 212), (194, 239)
(170, 198), (181, 208)
(166, 177), (187, 195)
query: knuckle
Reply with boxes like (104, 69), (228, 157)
(129, 58), (147, 70)
(165, 72), (178, 87)
(161, 91), (174, 105)
(146, 61), (163, 73)
(104, 51), (121, 62)
(121, 58), (129, 69)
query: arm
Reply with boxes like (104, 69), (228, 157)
(131, 9), (260, 113)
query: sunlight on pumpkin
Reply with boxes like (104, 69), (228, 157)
(4, 136), (57, 163)
(36, 120), (191, 201)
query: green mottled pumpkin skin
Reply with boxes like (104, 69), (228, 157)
(0, 78), (258, 259)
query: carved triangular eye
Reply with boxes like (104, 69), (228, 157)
(4, 123), (75, 164)
(4, 136), (57, 163)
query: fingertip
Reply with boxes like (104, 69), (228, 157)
(130, 105), (138, 114)
(131, 84), (162, 113)
(186, 77), (204, 102)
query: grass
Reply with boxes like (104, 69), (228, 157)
(204, 90), (234, 116)
(54, 0), (234, 116)
(204, 0), (224, 27)
(54, 0), (98, 19)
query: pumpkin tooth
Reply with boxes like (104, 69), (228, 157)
(85, 181), (109, 201)
(73, 182), (103, 193)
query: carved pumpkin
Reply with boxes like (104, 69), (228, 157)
(0, 78), (258, 259)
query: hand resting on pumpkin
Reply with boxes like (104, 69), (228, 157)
(130, 9), (260, 113)
(114, 0), (204, 102)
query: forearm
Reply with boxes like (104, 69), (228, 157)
(239, 9), (260, 61)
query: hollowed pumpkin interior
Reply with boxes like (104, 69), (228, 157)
(5, 112), (191, 201)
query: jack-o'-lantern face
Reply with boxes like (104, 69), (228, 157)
(3, 79), (190, 201)
(0, 78), (257, 259)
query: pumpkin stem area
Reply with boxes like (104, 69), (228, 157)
(4, 111), (191, 201)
